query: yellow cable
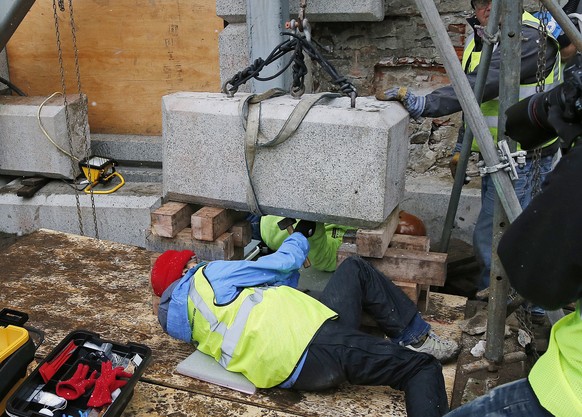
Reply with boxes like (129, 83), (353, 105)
(36, 92), (80, 161)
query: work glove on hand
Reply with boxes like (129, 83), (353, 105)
(449, 152), (471, 184)
(56, 363), (98, 400)
(87, 361), (133, 408)
(294, 220), (316, 239)
(376, 87), (426, 120)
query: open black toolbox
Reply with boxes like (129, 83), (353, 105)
(5, 330), (151, 417)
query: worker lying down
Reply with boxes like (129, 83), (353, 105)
(152, 221), (459, 417)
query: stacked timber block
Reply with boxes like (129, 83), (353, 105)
(148, 202), (253, 315)
(338, 207), (447, 309)
(148, 201), (252, 262)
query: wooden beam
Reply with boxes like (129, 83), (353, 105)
(151, 202), (194, 238)
(389, 234), (431, 252)
(337, 243), (447, 286)
(229, 221), (252, 248)
(342, 206), (400, 258)
(191, 207), (245, 242)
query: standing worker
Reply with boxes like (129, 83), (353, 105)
(152, 221), (459, 417)
(378, 0), (562, 294)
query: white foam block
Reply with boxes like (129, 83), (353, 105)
(176, 350), (257, 395)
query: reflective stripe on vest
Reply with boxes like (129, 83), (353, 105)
(462, 11), (561, 152)
(186, 267), (337, 388)
(189, 279), (264, 368)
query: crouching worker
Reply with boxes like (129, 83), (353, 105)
(152, 221), (459, 417)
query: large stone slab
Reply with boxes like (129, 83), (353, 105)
(162, 92), (409, 227)
(217, 0), (385, 24)
(0, 94), (89, 179)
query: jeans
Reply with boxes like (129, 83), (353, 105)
(445, 379), (553, 417)
(293, 257), (448, 417)
(474, 154), (555, 290)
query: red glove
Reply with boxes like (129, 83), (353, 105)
(87, 361), (133, 408)
(56, 363), (98, 400)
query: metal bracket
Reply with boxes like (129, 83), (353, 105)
(477, 140), (527, 180)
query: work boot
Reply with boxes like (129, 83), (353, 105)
(405, 331), (460, 363)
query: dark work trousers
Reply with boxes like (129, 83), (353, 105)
(293, 256), (449, 417)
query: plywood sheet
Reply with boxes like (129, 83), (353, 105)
(6, 1), (223, 135)
(0, 229), (464, 416)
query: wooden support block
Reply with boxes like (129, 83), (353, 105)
(389, 234), (430, 252)
(190, 230), (235, 261)
(229, 246), (245, 261)
(151, 202), (194, 238)
(344, 206), (400, 259)
(229, 221), (252, 248)
(393, 281), (421, 304)
(146, 228), (234, 261)
(337, 243), (447, 286)
(191, 207), (245, 242)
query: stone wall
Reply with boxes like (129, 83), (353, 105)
(218, 0), (544, 180)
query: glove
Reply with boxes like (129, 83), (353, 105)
(87, 361), (133, 408)
(55, 363), (98, 400)
(294, 220), (316, 238)
(449, 152), (460, 179)
(376, 87), (426, 120)
(449, 152), (471, 184)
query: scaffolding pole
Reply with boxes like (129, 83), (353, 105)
(438, 0), (502, 253)
(485, 0), (522, 364)
(413, 0), (523, 225)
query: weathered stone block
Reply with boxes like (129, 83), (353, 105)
(0, 95), (89, 179)
(162, 92), (409, 227)
(217, 0), (385, 24)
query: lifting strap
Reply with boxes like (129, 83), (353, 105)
(240, 89), (340, 215)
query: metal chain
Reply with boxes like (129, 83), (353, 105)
(530, 2), (550, 197)
(52, 0), (84, 236)
(68, 0), (99, 240)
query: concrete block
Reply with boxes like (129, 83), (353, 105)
(0, 95), (89, 179)
(217, 0), (385, 23)
(401, 176), (480, 247)
(219, 23), (250, 94)
(91, 134), (162, 165)
(162, 92), (409, 227)
(0, 179), (162, 248)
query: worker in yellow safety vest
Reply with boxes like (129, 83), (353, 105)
(152, 220), (459, 417)
(377, 0), (562, 297)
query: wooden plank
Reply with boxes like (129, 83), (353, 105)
(353, 206), (400, 258)
(229, 221), (252, 248)
(393, 281), (421, 304)
(191, 207), (244, 242)
(151, 202), (195, 238)
(146, 228), (233, 261)
(6, 1), (222, 135)
(337, 243), (447, 286)
(0, 229), (463, 417)
(389, 234), (431, 252)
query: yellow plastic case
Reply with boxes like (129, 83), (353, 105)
(0, 325), (29, 363)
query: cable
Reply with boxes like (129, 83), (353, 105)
(0, 76), (26, 96)
(36, 92), (80, 161)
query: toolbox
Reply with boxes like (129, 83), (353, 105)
(0, 309), (43, 415)
(5, 330), (151, 417)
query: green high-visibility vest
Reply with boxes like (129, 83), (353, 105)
(461, 11), (561, 152)
(529, 301), (582, 417)
(187, 267), (337, 388)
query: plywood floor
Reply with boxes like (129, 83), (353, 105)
(0, 229), (465, 416)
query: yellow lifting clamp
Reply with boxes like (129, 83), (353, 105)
(78, 155), (125, 194)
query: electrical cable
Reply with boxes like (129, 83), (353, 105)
(36, 92), (80, 161)
(0, 76), (26, 96)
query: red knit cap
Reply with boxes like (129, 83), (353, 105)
(151, 249), (196, 296)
